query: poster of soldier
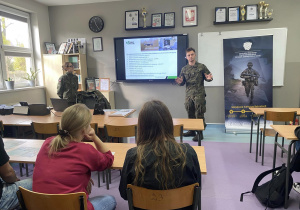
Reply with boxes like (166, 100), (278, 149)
(223, 35), (273, 131)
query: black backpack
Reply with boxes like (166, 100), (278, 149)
(240, 164), (293, 209)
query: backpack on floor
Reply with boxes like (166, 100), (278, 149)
(240, 164), (293, 209)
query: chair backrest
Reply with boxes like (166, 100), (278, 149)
(31, 122), (59, 139)
(264, 111), (297, 123)
(173, 124), (183, 143)
(104, 124), (137, 139)
(17, 187), (87, 210)
(126, 183), (200, 210)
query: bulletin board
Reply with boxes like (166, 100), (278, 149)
(198, 28), (287, 86)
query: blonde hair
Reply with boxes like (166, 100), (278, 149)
(133, 100), (187, 189)
(49, 103), (91, 155)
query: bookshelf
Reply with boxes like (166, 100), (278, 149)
(43, 53), (87, 105)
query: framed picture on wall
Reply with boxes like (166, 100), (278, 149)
(92, 37), (103, 51)
(125, 10), (139, 29)
(182, 5), (197, 27)
(151, 13), (162, 27)
(95, 78), (100, 90)
(164, 12), (175, 27)
(86, 78), (96, 91)
(99, 78), (110, 91)
(45, 42), (57, 54)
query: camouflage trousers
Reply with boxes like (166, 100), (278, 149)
(185, 97), (206, 119)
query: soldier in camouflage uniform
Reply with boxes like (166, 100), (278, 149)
(240, 62), (260, 105)
(57, 62), (78, 105)
(175, 48), (213, 141)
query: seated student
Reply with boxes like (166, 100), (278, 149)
(32, 104), (116, 210)
(119, 100), (201, 209)
(0, 136), (32, 210)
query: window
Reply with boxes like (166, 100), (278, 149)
(0, 5), (34, 89)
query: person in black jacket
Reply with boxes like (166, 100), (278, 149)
(57, 62), (78, 105)
(119, 100), (201, 209)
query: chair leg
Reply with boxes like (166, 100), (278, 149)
(97, 171), (101, 188)
(281, 137), (284, 158)
(262, 135), (266, 166)
(102, 171), (105, 183)
(25, 164), (29, 177)
(259, 131), (262, 156)
(19, 163), (23, 177)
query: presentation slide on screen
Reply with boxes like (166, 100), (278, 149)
(124, 36), (178, 80)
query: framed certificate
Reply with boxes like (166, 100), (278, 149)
(92, 37), (103, 52)
(164, 12), (175, 27)
(182, 5), (197, 27)
(99, 78), (110, 91)
(125, 10), (139, 29)
(228, 7), (240, 22)
(151, 13), (162, 27)
(86, 78), (96, 91)
(246, 5), (258, 20)
(215, 7), (226, 23)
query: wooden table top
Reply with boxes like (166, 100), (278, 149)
(107, 118), (205, 131)
(3, 138), (207, 174)
(270, 125), (299, 140)
(249, 108), (300, 116)
(0, 109), (135, 128)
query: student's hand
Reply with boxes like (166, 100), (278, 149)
(204, 73), (213, 80)
(86, 178), (94, 195)
(84, 127), (97, 142)
(175, 77), (183, 84)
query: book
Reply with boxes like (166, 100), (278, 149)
(58, 42), (67, 54)
(67, 42), (73, 54)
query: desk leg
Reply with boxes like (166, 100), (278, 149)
(272, 133), (279, 170)
(106, 169), (109, 190)
(255, 116), (261, 162)
(19, 163), (23, 177)
(197, 131), (202, 146)
(284, 141), (296, 209)
(250, 113), (254, 153)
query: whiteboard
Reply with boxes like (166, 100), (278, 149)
(198, 28), (287, 86)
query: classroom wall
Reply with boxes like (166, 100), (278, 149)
(46, 0), (299, 123)
(0, 0), (50, 105)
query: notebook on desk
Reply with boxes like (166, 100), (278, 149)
(50, 98), (69, 112)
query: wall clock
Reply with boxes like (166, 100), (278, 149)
(89, 16), (104, 33)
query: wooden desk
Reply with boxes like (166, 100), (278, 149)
(4, 138), (207, 174)
(0, 109), (135, 129)
(107, 118), (205, 146)
(271, 125), (298, 209)
(248, 108), (300, 154)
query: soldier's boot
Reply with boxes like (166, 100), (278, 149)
(192, 131), (204, 141)
(183, 130), (196, 137)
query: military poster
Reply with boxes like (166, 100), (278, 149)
(223, 35), (273, 132)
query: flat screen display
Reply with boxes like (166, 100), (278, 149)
(114, 34), (188, 82)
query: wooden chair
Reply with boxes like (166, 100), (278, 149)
(17, 186), (87, 210)
(31, 122), (59, 139)
(126, 183), (201, 210)
(257, 111), (297, 165)
(104, 124), (137, 143)
(103, 124), (137, 190)
(174, 124), (183, 143)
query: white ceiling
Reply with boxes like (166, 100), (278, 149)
(33, 0), (122, 6)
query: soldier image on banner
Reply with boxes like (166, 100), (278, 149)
(240, 62), (260, 105)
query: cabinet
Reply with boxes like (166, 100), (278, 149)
(102, 91), (115, 109)
(43, 53), (87, 105)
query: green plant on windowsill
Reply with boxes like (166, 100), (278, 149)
(5, 77), (13, 81)
(22, 68), (40, 81)
(23, 69), (40, 87)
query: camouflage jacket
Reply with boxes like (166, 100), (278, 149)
(179, 62), (212, 99)
(240, 68), (260, 82)
(77, 90), (111, 109)
(57, 72), (78, 103)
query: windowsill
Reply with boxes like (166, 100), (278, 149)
(0, 86), (44, 94)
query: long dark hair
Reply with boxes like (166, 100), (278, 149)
(133, 100), (187, 189)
